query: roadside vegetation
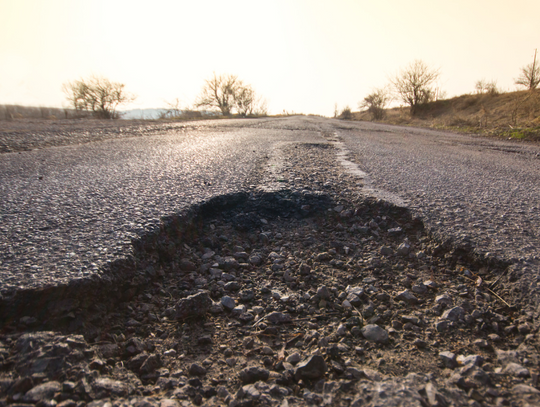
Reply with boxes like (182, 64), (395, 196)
(3, 50), (539, 137)
(62, 75), (136, 119)
(351, 51), (540, 142)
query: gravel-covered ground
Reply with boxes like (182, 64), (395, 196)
(1, 117), (540, 406)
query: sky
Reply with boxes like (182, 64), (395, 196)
(1, 0), (539, 116)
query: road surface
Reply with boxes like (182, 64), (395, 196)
(1, 116), (539, 310)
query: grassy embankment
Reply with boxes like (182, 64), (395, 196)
(353, 89), (540, 142)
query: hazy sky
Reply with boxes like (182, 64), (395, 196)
(1, 0), (539, 116)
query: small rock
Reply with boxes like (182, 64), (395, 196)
(179, 259), (196, 271)
(266, 312), (292, 324)
(441, 306), (465, 322)
(221, 296), (236, 311)
(423, 280), (438, 289)
(439, 351), (457, 368)
(239, 289), (255, 302)
(411, 284), (427, 295)
(346, 293), (362, 306)
(380, 246), (394, 256)
(473, 339), (489, 348)
(387, 227), (402, 236)
(395, 289), (418, 305)
(512, 384), (540, 394)
(435, 294), (453, 307)
(286, 353), (301, 365)
(503, 362), (530, 378)
(175, 291), (212, 320)
(140, 354), (162, 374)
(294, 355), (327, 380)
(198, 335), (213, 345)
(361, 324), (389, 343)
(24, 381), (62, 402)
(496, 349), (520, 364)
(232, 305), (247, 316)
(317, 285), (331, 299)
(412, 339), (427, 348)
(224, 281), (240, 291)
(316, 252), (331, 261)
(457, 355), (483, 367)
(435, 320), (449, 332)
(337, 324), (347, 336)
(238, 366), (270, 384)
(299, 263), (311, 275)
(91, 378), (130, 398)
(248, 254), (262, 265)
(396, 242), (411, 256)
(189, 363), (207, 376)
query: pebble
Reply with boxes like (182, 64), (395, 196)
(395, 289), (418, 304)
(457, 354), (483, 367)
(503, 362), (530, 378)
(266, 311), (291, 324)
(396, 242), (411, 256)
(316, 285), (331, 299)
(435, 294), (453, 307)
(337, 324), (347, 336)
(441, 306), (465, 322)
(439, 351), (457, 368)
(238, 366), (270, 384)
(174, 291), (212, 320)
(188, 363), (207, 376)
(294, 355), (327, 380)
(286, 353), (301, 364)
(220, 296), (236, 311)
(361, 324), (389, 343)
(473, 339), (489, 348)
(24, 381), (62, 402)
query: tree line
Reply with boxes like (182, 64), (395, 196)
(358, 50), (540, 121)
(61, 73), (267, 120)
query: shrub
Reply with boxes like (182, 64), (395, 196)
(360, 87), (391, 120)
(339, 106), (352, 120)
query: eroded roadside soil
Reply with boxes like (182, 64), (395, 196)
(1, 140), (539, 407)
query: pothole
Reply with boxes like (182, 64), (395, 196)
(1, 187), (535, 407)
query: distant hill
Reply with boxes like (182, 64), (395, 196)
(119, 109), (166, 120)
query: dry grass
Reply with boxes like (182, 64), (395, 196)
(353, 89), (540, 142)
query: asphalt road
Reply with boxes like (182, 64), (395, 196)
(1, 116), (539, 307)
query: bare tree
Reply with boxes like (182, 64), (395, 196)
(195, 73), (240, 116)
(234, 84), (256, 117)
(195, 73), (267, 117)
(234, 85), (268, 117)
(475, 79), (499, 95)
(62, 75), (136, 119)
(391, 60), (440, 115)
(515, 49), (540, 90)
(360, 87), (392, 120)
